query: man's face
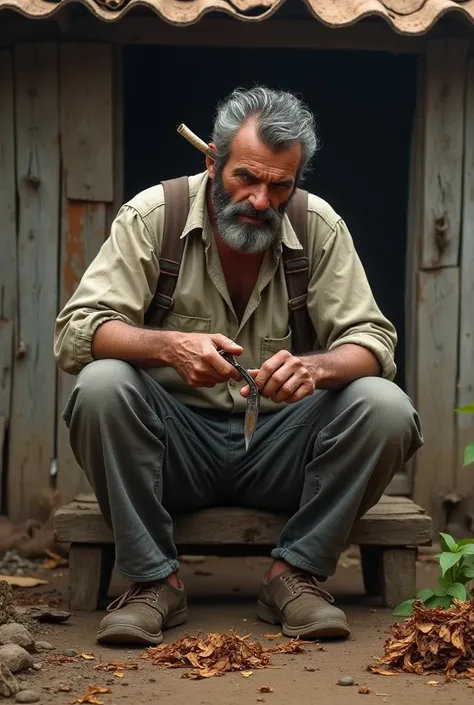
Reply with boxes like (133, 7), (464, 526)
(209, 120), (301, 254)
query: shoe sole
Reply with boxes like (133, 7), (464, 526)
(96, 607), (188, 646)
(257, 602), (351, 639)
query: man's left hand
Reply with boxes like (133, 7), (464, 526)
(240, 350), (315, 404)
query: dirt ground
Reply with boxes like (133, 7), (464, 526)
(9, 553), (470, 705)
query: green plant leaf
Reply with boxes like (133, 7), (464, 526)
(456, 404), (474, 413)
(416, 588), (435, 602)
(439, 533), (458, 552)
(439, 551), (463, 576)
(444, 582), (468, 600)
(457, 538), (474, 547)
(464, 443), (474, 467)
(437, 576), (451, 592)
(459, 544), (474, 556)
(459, 565), (474, 579)
(392, 599), (415, 617)
(425, 594), (453, 609)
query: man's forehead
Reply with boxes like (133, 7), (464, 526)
(229, 121), (302, 174)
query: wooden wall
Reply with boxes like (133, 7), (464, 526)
(407, 38), (474, 534)
(0, 42), (120, 522)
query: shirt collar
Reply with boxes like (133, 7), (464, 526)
(180, 172), (303, 251)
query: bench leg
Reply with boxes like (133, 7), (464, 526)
(360, 547), (417, 608)
(68, 543), (115, 611)
(381, 548), (417, 608)
(360, 546), (383, 597)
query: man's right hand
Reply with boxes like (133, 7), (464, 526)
(165, 332), (243, 388)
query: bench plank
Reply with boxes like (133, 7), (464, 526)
(54, 497), (432, 548)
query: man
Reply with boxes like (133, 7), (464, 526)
(54, 86), (423, 646)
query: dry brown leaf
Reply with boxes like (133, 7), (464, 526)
(368, 599), (474, 680)
(113, 672), (124, 678)
(41, 549), (69, 570)
(258, 686), (273, 693)
(0, 574), (47, 588)
(426, 680), (440, 686)
(48, 654), (76, 665)
(70, 686), (112, 705)
(93, 662), (138, 672)
(263, 633), (283, 640)
(367, 667), (397, 676)
(141, 630), (314, 679)
(359, 686), (371, 694)
(81, 653), (95, 660)
(241, 670), (253, 677)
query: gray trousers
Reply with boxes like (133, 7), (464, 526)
(63, 359), (423, 584)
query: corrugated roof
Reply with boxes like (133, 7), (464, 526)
(0, 0), (473, 33)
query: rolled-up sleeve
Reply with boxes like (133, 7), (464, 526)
(54, 205), (160, 375)
(307, 217), (397, 380)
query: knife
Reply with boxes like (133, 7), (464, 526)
(219, 350), (260, 451)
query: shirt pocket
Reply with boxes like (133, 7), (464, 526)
(260, 327), (293, 365)
(162, 312), (212, 334)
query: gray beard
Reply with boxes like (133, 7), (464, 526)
(210, 168), (289, 254)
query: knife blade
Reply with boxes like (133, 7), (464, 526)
(219, 350), (260, 450)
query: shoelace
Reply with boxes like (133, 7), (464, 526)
(283, 571), (335, 603)
(106, 583), (164, 613)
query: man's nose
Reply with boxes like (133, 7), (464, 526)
(248, 185), (270, 211)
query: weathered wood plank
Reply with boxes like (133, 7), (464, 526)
(0, 415), (6, 507)
(56, 196), (106, 503)
(69, 544), (114, 611)
(455, 56), (474, 521)
(0, 51), (16, 422)
(8, 43), (60, 521)
(421, 38), (468, 269)
(382, 548), (417, 608)
(54, 500), (433, 548)
(413, 268), (459, 530)
(59, 43), (113, 202)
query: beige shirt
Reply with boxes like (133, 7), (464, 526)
(54, 171), (397, 414)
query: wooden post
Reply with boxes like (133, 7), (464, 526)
(0, 51), (16, 460)
(411, 38), (468, 532)
(56, 43), (114, 503)
(454, 57), (474, 534)
(8, 43), (60, 521)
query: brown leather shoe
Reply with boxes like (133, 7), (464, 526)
(96, 580), (187, 645)
(258, 569), (350, 639)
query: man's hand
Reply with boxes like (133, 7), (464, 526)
(241, 350), (315, 404)
(167, 332), (243, 388)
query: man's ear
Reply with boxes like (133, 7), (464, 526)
(206, 142), (217, 179)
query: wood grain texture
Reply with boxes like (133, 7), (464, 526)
(413, 268), (459, 530)
(421, 38), (468, 269)
(56, 194), (106, 503)
(8, 43), (60, 522)
(0, 415), (6, 508)
(455, 57), (474, 515)
(0, 51), (16, 420)
(54, 496), (432, 548)
(382, 548), (417, 608)
(68, 544), (113, 611)
(59, 43), (113, 202)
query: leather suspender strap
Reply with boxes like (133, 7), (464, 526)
(283, 188), (315, 355)
(143, 176), (190, 327)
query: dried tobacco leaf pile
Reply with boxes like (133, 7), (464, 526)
(141, 629), (310, 679)
(368, 599), (474, 679)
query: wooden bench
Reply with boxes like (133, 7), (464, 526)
(53, 494), (432, 611)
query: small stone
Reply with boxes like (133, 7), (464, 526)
(337, 677), (355, 686)
(34, 641), (54, 651)
(148, 678), (156, 683)
(0, 644), (34, 673)
(15, 689), (41, 703)
(0, 624), (34, 652)
(106, 679), (114, 686)
(121, 682), (128, 687)
(62, 649), (77, 657)
(32, 663), (42, 671)
(17, 675), (26, 682)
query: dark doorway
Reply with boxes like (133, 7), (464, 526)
(123, 44), (417, 390)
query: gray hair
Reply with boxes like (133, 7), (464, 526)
(211, 86), (319, 181)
